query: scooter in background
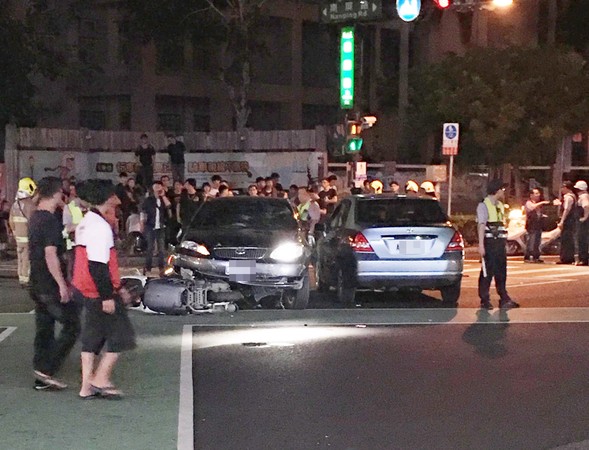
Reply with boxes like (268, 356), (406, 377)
(506, 207), (561, 256)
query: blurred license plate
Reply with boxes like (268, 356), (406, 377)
(386, 240), (425, 255)
(226, 260), (257, 282)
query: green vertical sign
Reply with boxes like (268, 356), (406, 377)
(340, 26), (354, 109)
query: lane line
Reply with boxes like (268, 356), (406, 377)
(0, 326), (17, 344)
(462, 279), (576, 289)
(177, 325), (194, 450)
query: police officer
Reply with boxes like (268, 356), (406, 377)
(8, 178), (37, 286)
(477, 179), (520, 310)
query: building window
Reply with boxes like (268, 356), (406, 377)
(118, 96), (131, 130)
(158, 113), (183, 133)
(193, 98), (210, 132)
(80, 110), (106, 130)
(247, 101), (283, 131)
(156, 38), (184, 74)
(251, 16), (292, 85)
(78, 18), (107, 66)
(302, 104), (340, 129)
(302, 22), (338, 88)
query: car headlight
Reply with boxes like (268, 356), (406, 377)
(180, 240), (210, 256)
(270, 242), (304, 262)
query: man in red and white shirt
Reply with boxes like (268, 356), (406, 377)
(73, 180), (135, 399)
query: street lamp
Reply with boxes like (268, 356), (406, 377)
(492, 0), (513, 7)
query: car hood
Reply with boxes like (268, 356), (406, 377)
(182, 227), (302, 249)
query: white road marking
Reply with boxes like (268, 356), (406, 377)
(178, 325), (194, 450)
(0, 326), (17, 344)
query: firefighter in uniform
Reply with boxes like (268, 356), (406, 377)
(8, 178), (37, 286)
(477, 179), (520, 310)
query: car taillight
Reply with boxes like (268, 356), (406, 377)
(350, 232), (374, 252)
(445, 231), (464, 252)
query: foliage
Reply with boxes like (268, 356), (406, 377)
(125, 0), (269, 132)
(0, 1), (82, 127)
(407, 46), (589, 167)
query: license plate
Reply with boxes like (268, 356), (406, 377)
(385, 240), (425, 255)
(226, 260), (256, 282)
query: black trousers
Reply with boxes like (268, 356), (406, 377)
(578, 220), (589, 264)
(560, 219), (576, 264)
(32, 294), (80, 376)
(478, 238), (512, 305)
(138, 165), (154, 190)
(145, 227), (166, 271)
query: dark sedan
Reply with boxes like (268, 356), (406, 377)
(170, 196), (312, 309)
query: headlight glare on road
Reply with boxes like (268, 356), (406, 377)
(180, 240), (210, 256)
(270, 242), (304, 262)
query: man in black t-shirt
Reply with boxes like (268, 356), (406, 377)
(28, 177), (80, 391)
(166, 134), (186, 183)
(179, 178), (200, 226)
(135, 133), (156, 189)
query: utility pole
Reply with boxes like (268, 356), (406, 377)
(398, 21), (410, 152)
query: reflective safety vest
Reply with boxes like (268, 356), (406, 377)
(9, 198), (35, 244)
(483, 197), (507, 239)
(64, 201), (84, 250)
(297, 201), (310, 222)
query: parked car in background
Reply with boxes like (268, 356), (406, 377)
(315, 194), (464, 305)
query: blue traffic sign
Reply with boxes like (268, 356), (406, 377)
(444, 124), (458, 140)
(396, 0), (421, 22)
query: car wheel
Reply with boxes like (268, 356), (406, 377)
(283, 274), (310, 310)
(315, 260), (330, 293)
(440, 279), (461, 306)
(336, 268), (356, 306)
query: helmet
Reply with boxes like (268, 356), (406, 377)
(18, 178), (36, 197)
(420, 181), (435, 194)
(370, 179), (383, 194)
(405, 180), (419, 193)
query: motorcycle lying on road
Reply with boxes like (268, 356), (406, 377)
(505, 207), (561, 256)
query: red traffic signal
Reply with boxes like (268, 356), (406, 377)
(434, 0), (450, 8)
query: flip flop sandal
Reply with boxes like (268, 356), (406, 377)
(91, 385), (124, 400)
(79, 392), (99, 400)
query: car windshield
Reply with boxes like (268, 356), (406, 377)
(189, 198), (297, 230)
(356, 198), (448, 226)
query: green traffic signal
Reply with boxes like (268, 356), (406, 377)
(346, 137), (363, 152)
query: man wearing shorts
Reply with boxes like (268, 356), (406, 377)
(73, 180), (135, 399)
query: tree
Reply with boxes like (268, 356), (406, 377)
(0, 1), (82, 129)
(407, 46), (589, 167)
(126, 0), (269, 132)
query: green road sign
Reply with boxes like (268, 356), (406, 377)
(340, 27), (355, 110)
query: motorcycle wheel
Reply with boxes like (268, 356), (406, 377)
(505, 240), (521, 256)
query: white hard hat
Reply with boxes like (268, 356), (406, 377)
(420, 181), (435, 194)
(574, 180), (588, 191)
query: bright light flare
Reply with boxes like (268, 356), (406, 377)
(492, 0), (513, 7)
(193, 326), (359, 350)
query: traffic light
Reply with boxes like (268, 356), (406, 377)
(345, 120), (363, 152)
(433, 0), (451, 8)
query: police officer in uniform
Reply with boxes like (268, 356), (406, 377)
(477, 179), (520, 310)
(8, 178), (37, 286)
